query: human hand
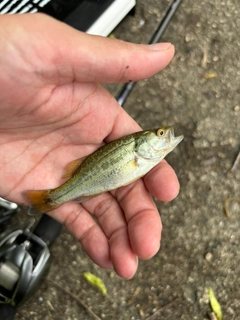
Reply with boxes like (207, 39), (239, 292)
(0, 14), (178, 278)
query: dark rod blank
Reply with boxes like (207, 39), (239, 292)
(117, 0), (183, 107)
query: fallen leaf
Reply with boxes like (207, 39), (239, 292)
(83, 272), (107, 296)
(209, 288), (222, 320)
(202, 72), (217, 79)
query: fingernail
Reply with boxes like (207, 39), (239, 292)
(148, 42), (173, 51)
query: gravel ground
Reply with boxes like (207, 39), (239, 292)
(12, 0), (240, 319)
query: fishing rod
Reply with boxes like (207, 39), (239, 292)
(117, 0), (183, 107)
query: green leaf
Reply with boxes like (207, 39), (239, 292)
(155, 259), (161, 265)
(83, 272), (107, 296)
(209, 288), (222, 320)
(108, 33), (116, 39)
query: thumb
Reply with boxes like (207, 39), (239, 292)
(3, 13), (174, 84)
(57, 33), (175, 84)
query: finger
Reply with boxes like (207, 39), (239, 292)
(5, 14), (174, 84)
(82, 193), (138, 279)
(109, 225), (138, 280)
(47, 202), (113, 269)
(113, 180), (162, 261)
(58, 35), (174, 84)
(144, 160), (180, 202)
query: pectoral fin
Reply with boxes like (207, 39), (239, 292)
(62, 156), (87, 179)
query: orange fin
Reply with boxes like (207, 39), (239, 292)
(23, 189), (59, 213)
(61, 157), (87, 179)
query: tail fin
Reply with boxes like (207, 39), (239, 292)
(24, 189), (60, 213)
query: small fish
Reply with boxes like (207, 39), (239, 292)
(24, 126), (183, 212)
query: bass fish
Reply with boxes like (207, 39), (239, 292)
(25, 126), (183, 212)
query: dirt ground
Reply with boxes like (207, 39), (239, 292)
(12, 0), (240, 319)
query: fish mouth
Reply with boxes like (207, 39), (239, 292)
(168, 126), (184, 147)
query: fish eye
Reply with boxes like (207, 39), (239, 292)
(157, 128), (166, 137)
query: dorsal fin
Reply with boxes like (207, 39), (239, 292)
(61, 156), (87, 179)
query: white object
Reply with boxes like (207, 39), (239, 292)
(87, 0), (136, 36)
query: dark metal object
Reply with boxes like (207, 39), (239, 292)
(0, 198), (18, 232)
(0, 225), (50, 306)
(117, 0), (183, 107)
(0, 0), (124, 35)
(0, 205), (62, 307)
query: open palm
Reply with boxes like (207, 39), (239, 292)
(0, 14), (178, 278)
